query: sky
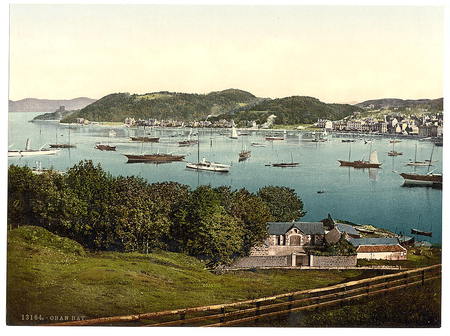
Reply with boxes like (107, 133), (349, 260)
(9, 4), (444, 103)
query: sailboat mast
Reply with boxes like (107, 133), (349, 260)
(414, 144), (417, 162)
(427, 145), (435, 173)
(348, 143), (351, 161)
(197, 130), (200, 163)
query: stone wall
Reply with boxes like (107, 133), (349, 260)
(231, 256), (290, 268)
(309, 255), (357, 267)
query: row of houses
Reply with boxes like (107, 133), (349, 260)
(232, 219), (407, 269)
(316, 114), (443, 137)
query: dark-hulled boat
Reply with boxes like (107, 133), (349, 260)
(399, 172), (442, 186)
(96, 144), (116, 151)
(49, 144), (76, 148)
(338, 150), (382, 168)
(178, 140), (198, 147)
(238, 150), (251, 161)
(272, 162), (299, 167)
(388, 151), (403, 156)
(130, 136), (160, 143)
(124, 153), (185, 163)
(411, 228), (432, 237)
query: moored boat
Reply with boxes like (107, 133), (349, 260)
(49, 144), (76, 148)
(272, 162), (299, 167)
(399, 172), (442, 186)
(130, 136), (160, 142)
(124, 153), (185, 163)
(399, 146), (442, 186)
(265, 136), (284, 141)
(8, 139), (59, 157)
(238, 150), (251, 161)
(338, 150), (382, 168)
(410, 228), (432, 237)
(229, 125), (238, 139)
(178, 140), (198, 147)
(96, 144), (117, 151)
(186, 158), (231, 172)
(251, 142), (267, 147)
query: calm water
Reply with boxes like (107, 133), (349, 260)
(8, 112), (443, 244)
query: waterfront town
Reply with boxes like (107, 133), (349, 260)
(73, 109), (444, 141)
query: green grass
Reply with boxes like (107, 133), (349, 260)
(357, 247), (441, 268)
(7, 226), (377, 326)
(252, 279), (441, 327)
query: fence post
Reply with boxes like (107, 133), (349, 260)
(254, 302), (261, 324)
(179, 312), (186, 325)
(288, 295), (294, 310)
(421, 270), (425, 286)
(220, 307), (225, 323)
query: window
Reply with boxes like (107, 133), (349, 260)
(290, 235), (301, 246)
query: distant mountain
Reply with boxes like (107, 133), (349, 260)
(9, 97), (97, 112)
(61, 89), (260, 123)
(225, 96), (363, 125)
(356, 98), (443, 111)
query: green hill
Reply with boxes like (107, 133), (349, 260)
(7, 226), (370, 325)
(61, 89), (259, 123)
(240, 96), (363, 125)
(214, 96), (363, 125)
(60, 90), (362, 125)
(356, 98), (443, 111)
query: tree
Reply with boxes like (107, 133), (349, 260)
(257, 186), (306, 222)
(180, 186), (244, 265)
(8, 165), (36, 229)
(215, 187), (272, 255)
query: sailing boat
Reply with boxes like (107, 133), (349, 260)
(178, 129), (198, 146)
(124, 126), (184, 163)
(406, 144), (431, 166)
(411, 215), (432, 237)
(130, 126), (159, 142)
(399, 146), (442, 186)
(388, 140), (403, 156)
(186, 133), (231, 172)
(49, 126), (76, 148)
(8, 139), (59, 157)
(338, 143), (382, 168)
(229, 125), (238, 139)
(238, 137), (251, 161)
(272, 153), (299, 167)
(96, 128), (116, 151)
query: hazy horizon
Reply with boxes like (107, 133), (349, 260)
(9, 5), (444, 103)
(8, 89), (444, 105)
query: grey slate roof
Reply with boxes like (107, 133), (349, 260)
(336, 223), (359, 236)
(267, 222), (324, 235)
(348, 237), (400, 247)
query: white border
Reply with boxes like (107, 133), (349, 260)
(1, 1), (448, 336)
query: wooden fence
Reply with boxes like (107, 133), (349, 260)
(49, 264), (441, 327)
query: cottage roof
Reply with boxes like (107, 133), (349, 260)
(357, 245), (406, 253)
(348, 237), (399, 247)
(267, 222), (324, 235)
(336, 223), (359, 236)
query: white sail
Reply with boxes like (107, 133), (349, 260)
(369, 150), (379, 164)
(25, 138), (31, 151)
(230, 126), (238, 138)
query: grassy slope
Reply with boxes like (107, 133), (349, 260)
(7, 226), (376, 325)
